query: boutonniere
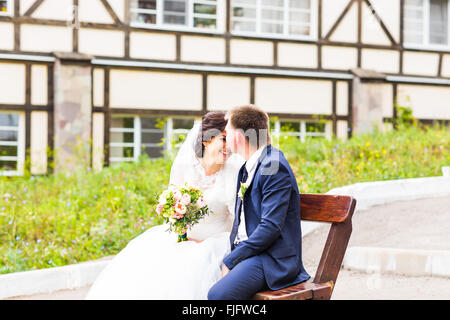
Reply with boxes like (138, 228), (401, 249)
(238, 181), (250, 200)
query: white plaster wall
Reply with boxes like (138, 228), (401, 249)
(230, 39), (273, 66)
(31, 64), (48, 105)
(397, 85), (450, 120)
(336, 81), (349, 116)
(92, 112), (105, 172)
(21, 24), (73, 53)
(78, 28), (125, 57)
(277, 43), (318, 69)
(93, 68), (104, 107)
(130, 32), (176, 61)
(402, 52), (440, 77)
(255, 78), (332, 114)
(0, 22), (14, 50)
(78, 0), (114, 24)
(181, 36), (226, 64)
(207, 75), (251, 111)
(30, 111), (48, 175)
(0, 62), (25, 104)
(322, 46), (358, 70)
(361, 49), (399, 74)
(109, 69), (203, 110)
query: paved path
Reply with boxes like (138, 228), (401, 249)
(6, 196), (450, 300)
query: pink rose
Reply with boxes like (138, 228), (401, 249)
(156, 204), (164, 214)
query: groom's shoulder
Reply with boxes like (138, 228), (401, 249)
(263, 145), (288, 164)
(259, 145), (291, 176)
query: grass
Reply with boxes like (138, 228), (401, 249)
(0, 124), (448, 274)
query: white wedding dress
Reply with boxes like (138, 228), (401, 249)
(86, 123), (244, 300)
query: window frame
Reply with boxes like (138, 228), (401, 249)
(230, 0), (318, 41)
(109, 115), (199, 163)
(0, 0), (11, 16)
(130, 0), (225, 35)
(0, 111), (25, 177)
(403, 0), (450, 51)
(271, 119), (329, 143)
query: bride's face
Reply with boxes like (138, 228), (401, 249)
(203, 132), (230, 165)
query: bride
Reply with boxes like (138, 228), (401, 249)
(86, 111), (244, 299)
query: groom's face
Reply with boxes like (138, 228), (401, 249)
(225, 121), (238, 154)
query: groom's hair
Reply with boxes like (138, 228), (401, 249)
(228, 105), (270, 148)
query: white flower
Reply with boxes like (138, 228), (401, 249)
(196, 197), (207, 208)
(174, 202), (187, 215)
(173, 190), (182, 201)
(181, 193), (191, 206)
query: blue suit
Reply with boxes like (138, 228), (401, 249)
(208, 145), (310, 300)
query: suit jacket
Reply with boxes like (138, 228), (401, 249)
(223, 145), (310, 290)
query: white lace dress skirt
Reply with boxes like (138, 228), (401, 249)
(85, 224), (231, 300)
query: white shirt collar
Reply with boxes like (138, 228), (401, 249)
(245, 145), (266, 173)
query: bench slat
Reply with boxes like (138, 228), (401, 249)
(300, 194), (353, 223)
(253, 282), (332, 300)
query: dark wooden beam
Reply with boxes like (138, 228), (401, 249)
(23, 0), (46, 17)
(317, 0), (323, 70)
(364, 0), (397, 46)
(332, 80), (337, 137)
(324, 0), (356, 40)
(99, 0), (122, 25)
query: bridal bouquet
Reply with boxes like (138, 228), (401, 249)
(155, 184), (210, 242)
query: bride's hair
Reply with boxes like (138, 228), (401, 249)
(195, 111), (227, 158)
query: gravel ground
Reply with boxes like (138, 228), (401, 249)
(6, 197), (450, 300)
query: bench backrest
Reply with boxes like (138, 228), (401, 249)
(300, 194), (356, 289)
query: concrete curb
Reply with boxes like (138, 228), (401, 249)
(301, 175), (450, 237)
(343, 247), (450, 279)
(0, 257), (112, 299)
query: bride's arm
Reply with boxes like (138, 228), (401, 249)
(187, 236), (203, 243)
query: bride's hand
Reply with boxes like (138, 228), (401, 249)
(187, 237), (203, 243)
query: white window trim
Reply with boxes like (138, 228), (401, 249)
(231, 0), (318, 41)
(109, 116), (140, 163)
(130, 0), (225, 34)
(0, 111), (25, 177)
(109, 115), (198, 162)
(271, 119), (329, 144)
(403, 0), (450, 51)
(0, 0), (12, 16)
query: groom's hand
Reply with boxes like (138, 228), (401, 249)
(221, 264), (230, 278)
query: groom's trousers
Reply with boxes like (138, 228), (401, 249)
(208, 255), (267, 300)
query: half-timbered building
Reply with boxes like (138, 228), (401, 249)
(0, 0), (449, 175)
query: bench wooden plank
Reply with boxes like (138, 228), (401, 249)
(300, 194), (354, 223)
(253, 282), (332, 300)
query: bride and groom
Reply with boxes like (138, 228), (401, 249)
(86, 105), (310, 300)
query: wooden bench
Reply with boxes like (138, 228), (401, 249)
(253, 193), (357, 300)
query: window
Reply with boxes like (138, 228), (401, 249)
(404, 0), (449, 48)
(271, 119), (328, 143)
(231, 0), (317, 39)
(110, 116), (197, 164)
(0, 0), (10, 15)
(130, 0), (222, 32)
(0, 112), (25, 176)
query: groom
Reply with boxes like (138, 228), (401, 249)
(208, 105), (310, 300)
